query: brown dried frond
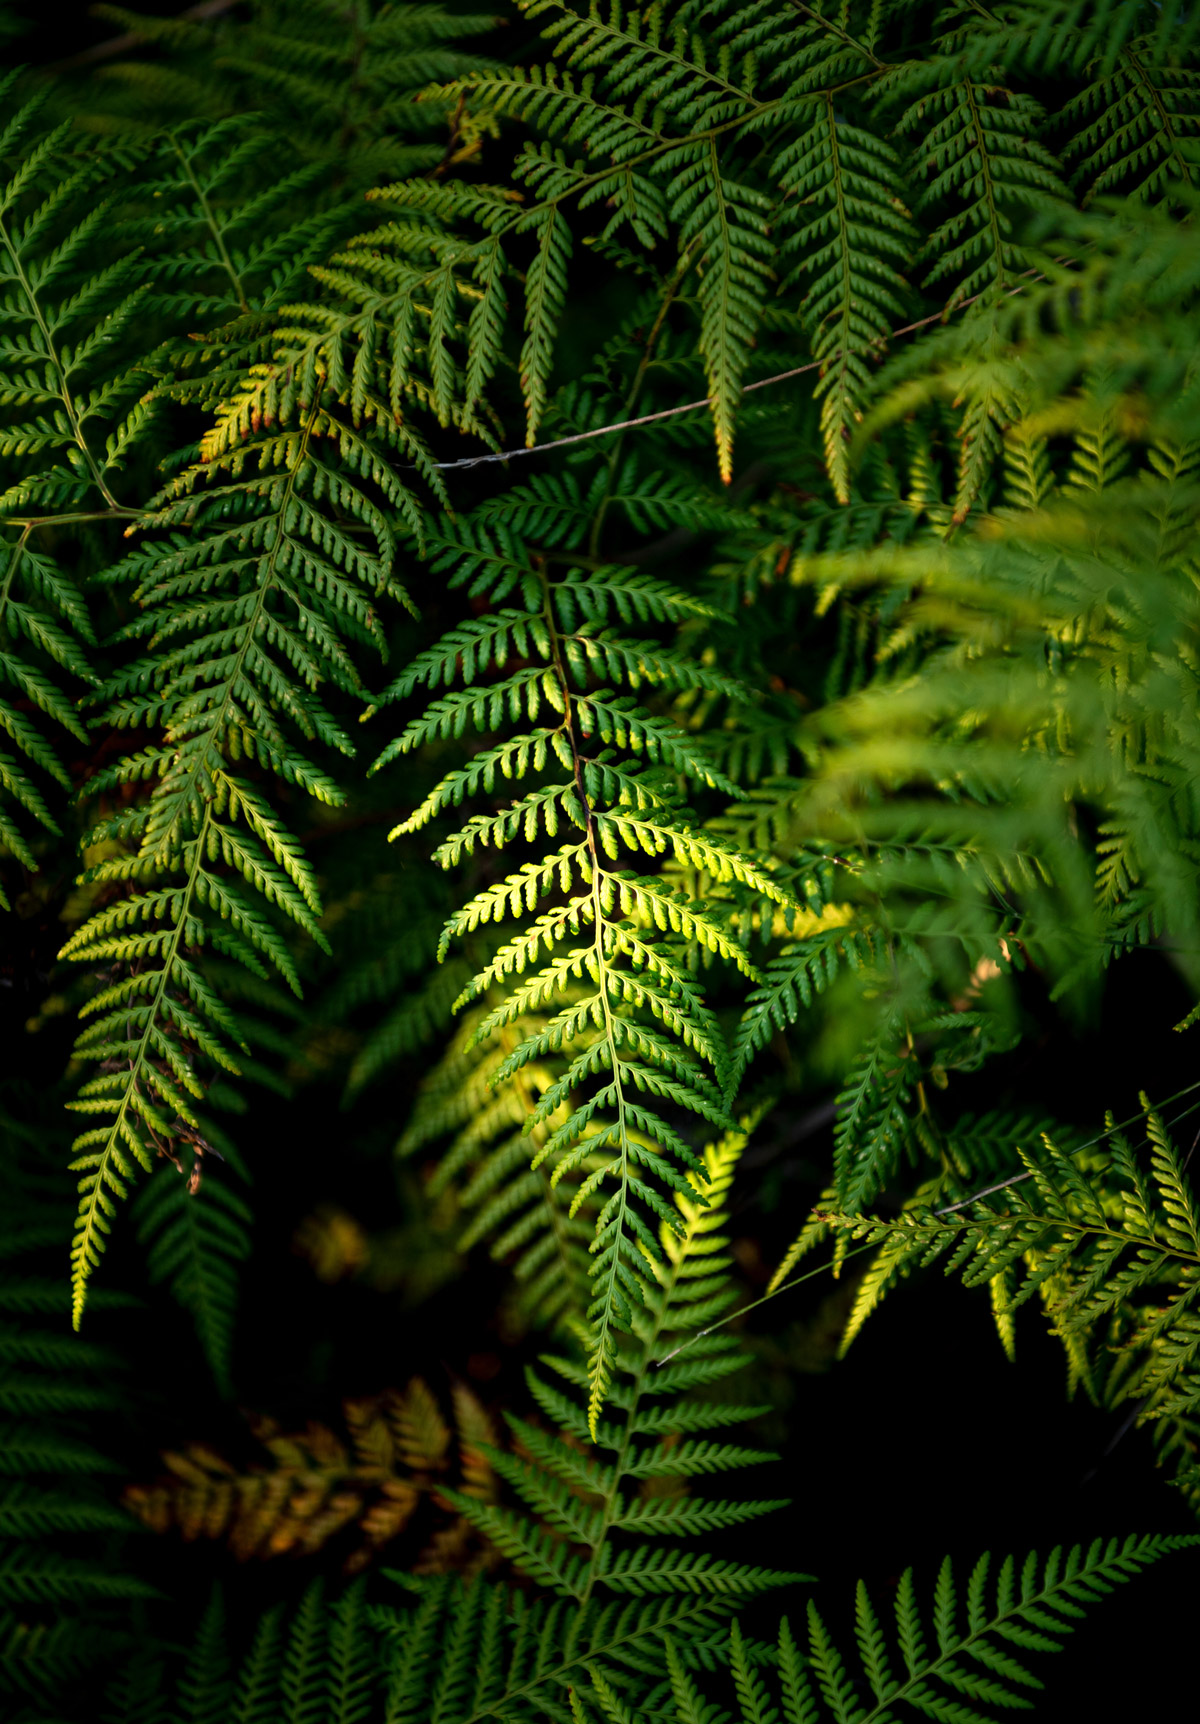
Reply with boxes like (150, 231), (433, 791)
(123, 1376), (502, 1576)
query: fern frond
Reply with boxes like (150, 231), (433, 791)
(124, 1375), (499, 1576)
(61, 294), (443, 1316)
(0, 1177), (150, 1707)
(130, 1150), (251, 1397)
(1063, 31), (1200, 204)
(887, 45), (1072, 306)
(666, 143), (774, 483)
(733, 910), (876, 1088)
(0, 85), (151, 519)
(775, 99), (915, 500)
(822, 1097), (1200, 1494)
(379, 1572), (742, 1724)
(652, 1536), (1200, 1724)
(0, 532), (95, 902)
(443, 1124), (804, 1602)
(124, 121), (355, 328)
(80, 0), (502, 187)
(376, 478), (797, 1427)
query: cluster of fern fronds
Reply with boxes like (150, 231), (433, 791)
(2, 0), (1200, 1719)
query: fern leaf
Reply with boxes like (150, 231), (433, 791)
(667, 143), (773, 484)
(130, 1152), (251, 1397)
(1063, 33), (1200, 204)
(776, 98), (915, 500)
(62, 292), (440, 1313)
(681, 1536), (1200, 1724)
(446, 1125), (804, 1601)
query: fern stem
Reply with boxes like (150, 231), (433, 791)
(6, 509), (142, 529)
(535, 558), (635, 1439)
(0, 525), (30, 624)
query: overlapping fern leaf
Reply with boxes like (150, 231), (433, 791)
(373, 475), (795, 1428)
(443, 1125), (804, 1601)
(0, 79), (152, 898)
(309, 862), (469, 1104)
(330, 0), (1200, 510)
(581, 1535), (1199, 1724)
(357, 0), (845, 482)
(1062, 15), (1200, 204)
(0, 1153), (152, 1712)
(111, 1129), (805, 1723)
(0, 81), (151, 520)
(120, 118), (356, 331)
(59, 298), (443, 1325)
(399, 1005), (596, 1334)
(884, 9), (1072, 307)
(774, 83), (916, 503)
(819, 1096), (1200, 1499)
(105, 1563), (752, 1724)
(721, 202), (1200, 1242)
(129, 1144), (252, 1398)
(102, 1581), (380, 1724)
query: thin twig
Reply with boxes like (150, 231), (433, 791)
(653, 1081), (1200, 1366)
(932, 1078), (1200, 1215)
(410, 275), (1039, 473)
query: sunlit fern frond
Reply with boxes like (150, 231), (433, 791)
(374, 486), (797, 1430)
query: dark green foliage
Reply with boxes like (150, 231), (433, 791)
(131, 1148), (252, 1396)
(641, 1537), (1199, 1724)
(441, 1127), (803, 1600)
(91, 1534), (1200, 1723)
(0, 74), (145, 900)
(66, 0), (504, 187)
(2, 2), (1200, 1719)
(0, 1157), (151, 1715)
